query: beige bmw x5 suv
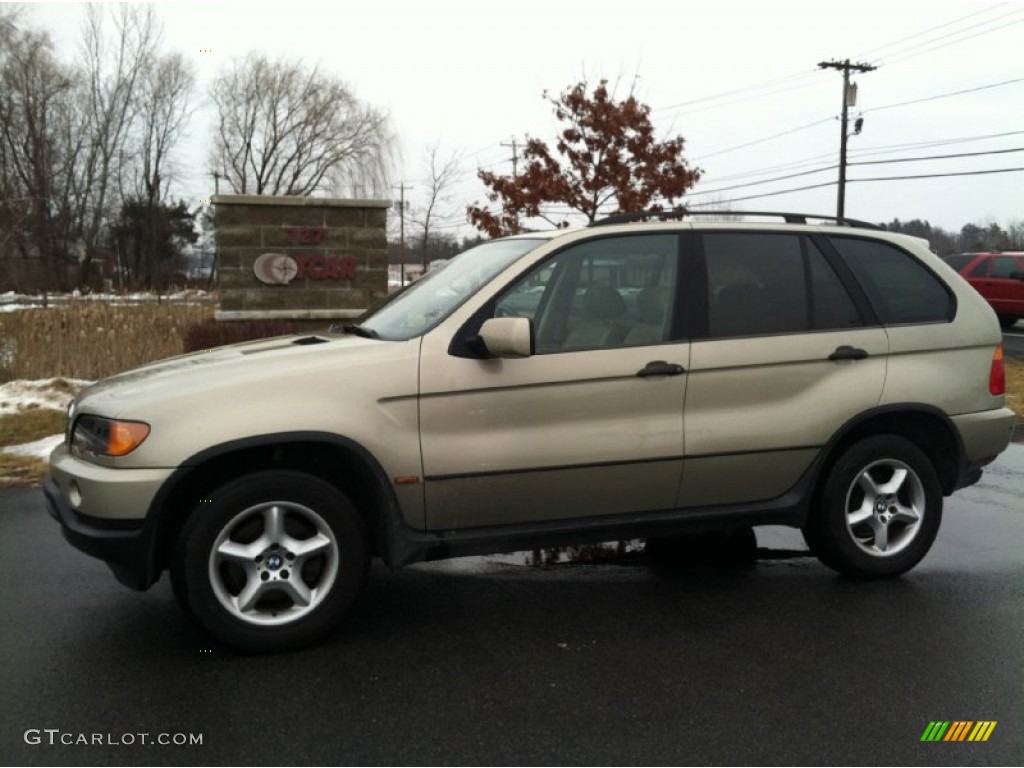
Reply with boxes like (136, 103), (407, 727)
(46, 211), (1016, 651)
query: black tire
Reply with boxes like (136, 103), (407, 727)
(171, 470), (368, 653)
(803, 435), (942, 578)
(646, 528), (757, 576)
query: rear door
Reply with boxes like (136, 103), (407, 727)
(679, 230), (888, 507)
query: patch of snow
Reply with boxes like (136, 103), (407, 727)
(2, 433), (62, 460)
(0, 378), (91, 416)
(0, 290), (212, 311)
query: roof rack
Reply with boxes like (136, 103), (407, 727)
(590, 210), (882, 230)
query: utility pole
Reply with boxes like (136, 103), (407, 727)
(392, 183), (412, 284)
(501, 138), (519, 176)
(818, 59), (876, 219)
(500, 138), (521, 231)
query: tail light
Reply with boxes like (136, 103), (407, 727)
(989, 345), (1005, 396)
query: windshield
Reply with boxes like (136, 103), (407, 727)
(359, 238), (547, 339)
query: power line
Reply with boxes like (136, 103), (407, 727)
(866, 6), (1024, 64)
(850, 146), (1024, 167)
(848, 130), (1024, 158)
(881, 14), (1024, 67)
(689, 164), (837, 197)
(850, 167), (1024, 183)
(689, 181), (836, 206)
(695, 77), (1022, 165)
(853, 3), (1009, 58)
(691, 146), (1024, 197)
(689, 167), (1023, 207)
(865, 77), (1024, 114)
(656, 76), (831, 119)
(693, 117), (834, 161)
(655, 69), (823, 112)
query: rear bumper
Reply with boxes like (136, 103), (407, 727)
(951, 407), (1017, 490)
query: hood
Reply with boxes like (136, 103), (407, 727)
(77, 333), (404, 418)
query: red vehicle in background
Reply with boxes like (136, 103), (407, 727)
(943, 251), (1024, 328)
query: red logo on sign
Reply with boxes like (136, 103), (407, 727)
(295, 255), (357, 281)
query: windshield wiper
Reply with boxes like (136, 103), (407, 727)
(341, 323), (379, 339)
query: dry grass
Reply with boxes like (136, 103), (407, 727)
(0, 303), (213, 381)
(0, 454), (48, 489)
(0, 408), (65, 488)
(0, 408), (65, 447)
(1005, 357), (1024, 420)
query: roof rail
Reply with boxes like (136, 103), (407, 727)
(590, 210), (882, 230)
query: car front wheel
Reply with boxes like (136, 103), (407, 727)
(803, 435), (942, 578)
(172, 470), (368, 652)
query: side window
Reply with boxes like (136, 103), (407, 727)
(965, 257), (989, 277)
(495, 234), (678, 353)
(704, 233), (862, 338)
(992, 256), (1017, 278)
(942, 254), (975, 273)
(830, 236), (954, 324)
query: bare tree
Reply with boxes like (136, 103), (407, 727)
(72, 4), (161, 279)
(410, 141), (463, 267)
(210, 54), (394, 196)
(124, 52), (195, 286)
(0, 24), (76, 281)
(134, 53), (195, 205)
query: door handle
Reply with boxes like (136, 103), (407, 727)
(636, 360), (686, 377)
(828, 345), (869, 361)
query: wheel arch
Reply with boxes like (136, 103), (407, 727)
(143, 432), (406, 586)
(811, 405), (965, 506)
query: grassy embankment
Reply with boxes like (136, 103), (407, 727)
(0, 303), (211, 488)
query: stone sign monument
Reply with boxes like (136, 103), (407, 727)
(213, 194), (390, 322)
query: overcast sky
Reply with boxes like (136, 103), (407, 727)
(24, 0), (1024, 235)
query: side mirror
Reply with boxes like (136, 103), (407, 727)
(478, 317), (534, 358)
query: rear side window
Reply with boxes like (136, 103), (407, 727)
(704, 233), (862, 338)
(965, 258), (989, 277)
(992, 256), (1019, 278)
(829, 237), (954, 324)
(941, 254), (974, 273)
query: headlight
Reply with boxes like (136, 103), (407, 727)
(71, 415), (151, 458)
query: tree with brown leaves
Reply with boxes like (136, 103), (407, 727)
(468, 80), (701, 237)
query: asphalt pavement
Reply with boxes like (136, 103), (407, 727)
(2, 446), (1023, 766)
(1004, 324), (1024, 359)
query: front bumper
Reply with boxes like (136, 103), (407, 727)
(44, 445), (174, 590)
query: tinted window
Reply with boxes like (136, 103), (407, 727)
(992, 256), (1019, 278)
(704, 233), (861, 338)
(965, 259), (989, 277)
(830, 237), (953, 324)
(495, 234), (678, 353)
(942, 254), (975, 273)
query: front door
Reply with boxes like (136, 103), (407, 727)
(418, 233), (689, 530)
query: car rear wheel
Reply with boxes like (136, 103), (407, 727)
(172, 470), (368, 652)
(803, 435), (942, 578)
